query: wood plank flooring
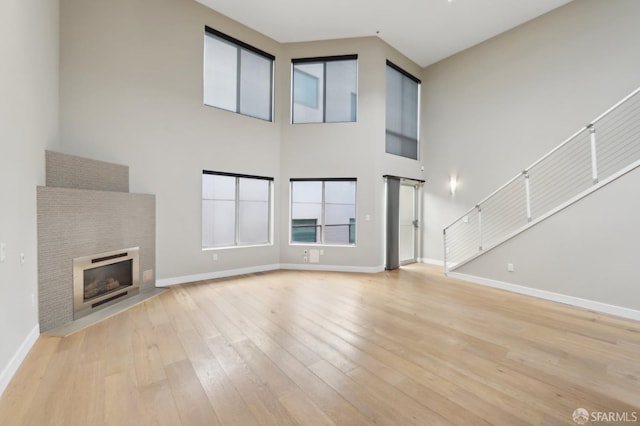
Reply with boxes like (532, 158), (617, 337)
(1, 264), (639, 425)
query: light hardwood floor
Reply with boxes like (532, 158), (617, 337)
(1, 264), (638, 425)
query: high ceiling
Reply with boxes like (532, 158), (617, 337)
(195, 0), (572, 67)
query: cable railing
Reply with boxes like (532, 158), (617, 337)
(444, 86), (640, 273)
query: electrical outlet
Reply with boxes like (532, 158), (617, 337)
(507, 263), (515, 272)
(319, 249), (324, 256)
(20, 253), (25, 265)
(0, 243), (6, 262)
(212, 253), (218, 261)
(303, 256), (308, 263)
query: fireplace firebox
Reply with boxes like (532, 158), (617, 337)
(73, 247), (140, 319)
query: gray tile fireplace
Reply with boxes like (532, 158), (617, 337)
(37, 151), (156, 332)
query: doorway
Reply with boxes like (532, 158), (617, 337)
(399, 183), (418, 265)
(385, 176), (423, 270)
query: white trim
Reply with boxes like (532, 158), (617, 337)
(419, 258), (444, 267)
(157, 263), (387, 287)
(202, 243), (273, 251)
(280, 263), (385, 274)
(448, 272), (640, 322)
(156, 264), (281, 287)
(0, 324), (40, 398)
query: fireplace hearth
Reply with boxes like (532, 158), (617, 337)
(73, 247), (140, 319)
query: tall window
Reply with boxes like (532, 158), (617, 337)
(290, 179), (357, 245)
(386, 61), (420, 160)
(292, 55), (358, 123)
(204, 27), (275, 121)
(202, 171), (273, 248)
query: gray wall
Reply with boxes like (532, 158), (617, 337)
(456, 165), (640, 312)
(0, 0), (59, 388)
(60, 0), (283, 280)
(421, 0), (640, 262)
(60, 0), (426, 277)
(38, 187), (155, 331)
(278, 37), (425, 269)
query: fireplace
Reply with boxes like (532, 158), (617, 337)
(73, 247), (140, 319)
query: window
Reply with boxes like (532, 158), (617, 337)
(292, 55), (358, 123)
(290, 179), (357, 245)
(202, 171), (273, 248)
(386, 61), (420, 160)
(204, 27), (275, 121)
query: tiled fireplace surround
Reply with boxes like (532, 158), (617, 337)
(37, 151), (156, 332)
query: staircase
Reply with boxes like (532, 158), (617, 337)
(443, 86), (640, 273)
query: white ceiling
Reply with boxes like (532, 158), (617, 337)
(195, 0), (572, 67)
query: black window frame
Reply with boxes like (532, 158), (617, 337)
(202, 170), (274, 249)
(291, 54), (359, 124)
(204, 26), (276, 122)
(385, 60), (421, 160)
(290, 177), (357, 246)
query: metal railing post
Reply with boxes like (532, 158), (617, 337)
(477, 205), (483, 251)
(524, 171), (532, 222)
(589, 124), (599, 184)
(443, 228), (448, 273)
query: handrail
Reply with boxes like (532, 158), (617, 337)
(443, 85), (640, 272)
(591, 86), (640, 125)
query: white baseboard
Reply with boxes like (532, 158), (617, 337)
(156, 264), (281, 287)
(280, 263), (385, 274)
(419, 258), (444, 267)
(448, 271), (640, 322)
(0, 323), (40, 399)
(157, 263), (387, 287)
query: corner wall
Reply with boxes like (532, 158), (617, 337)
(60, 0), (426, 279)
(0, 0), (59, 395)
(278, 37), (425, 269)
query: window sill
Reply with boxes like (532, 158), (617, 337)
(202, 243), (273, 251)
(289, 243), (356, 248)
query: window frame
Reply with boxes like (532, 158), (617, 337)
(289, 177), (357, 246)
(291, 54), (358, 124)
(204, 26), (275, 122)
(202, 170), (274, 250)
(385, 60), (421, 160)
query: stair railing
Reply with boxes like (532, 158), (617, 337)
(443, 86), (640, 273)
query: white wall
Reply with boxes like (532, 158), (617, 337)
(0, 0), (59, 395)
(60, 0), (283, 282)
(421, 0), (640, 261)
(60, 0), (426, 277)
(455, 165), (640, 313)
(278, 37), (424, 269)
